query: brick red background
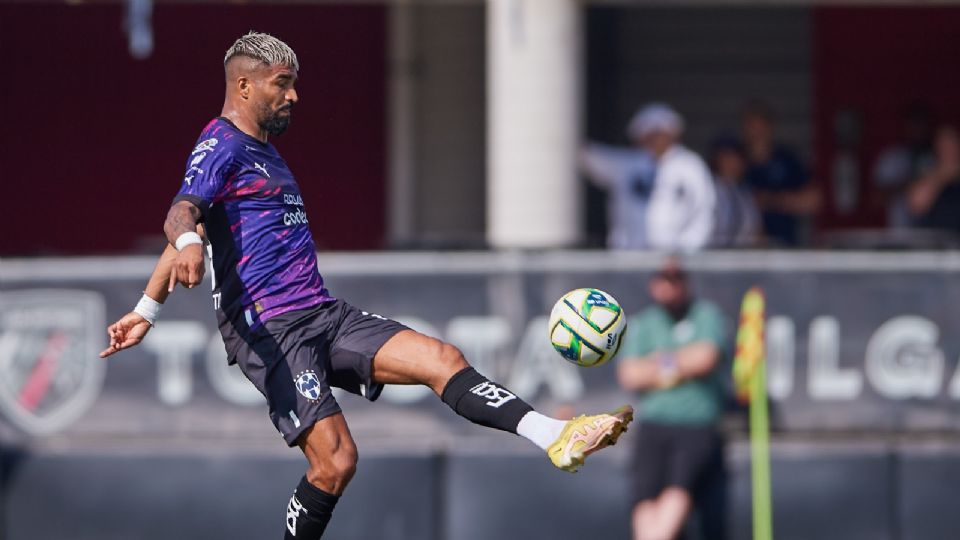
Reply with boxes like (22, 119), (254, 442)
(0, 4), (386, 254)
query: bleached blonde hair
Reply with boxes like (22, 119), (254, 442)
(224, 31), (299, 71)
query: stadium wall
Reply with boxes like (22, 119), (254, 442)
(0, 3), (388, 254)
(2, 250), (960, 538)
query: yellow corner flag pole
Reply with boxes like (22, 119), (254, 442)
(733, 287), (772, 540)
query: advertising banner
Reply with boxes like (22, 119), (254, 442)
(3, 251), (959, 442)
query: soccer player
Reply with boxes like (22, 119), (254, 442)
(99, 32), (633, 540)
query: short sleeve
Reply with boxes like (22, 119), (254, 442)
(619, 313), (654, 359)
(173, 135), (236, 215)
(692, 301), (726, 348)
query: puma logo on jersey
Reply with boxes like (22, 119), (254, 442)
(253, 162), (270, 178)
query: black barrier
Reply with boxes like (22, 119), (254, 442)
(3, 251), (960, 440)
(898, 448), (960, 539)
(5, 443), (960, 540)
(1, 452), (439, 540)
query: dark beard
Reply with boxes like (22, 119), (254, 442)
(262, 112), (291, 136)
(260, 103), (292, 136)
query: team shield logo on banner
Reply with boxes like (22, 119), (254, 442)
(0, 290), (107, 435)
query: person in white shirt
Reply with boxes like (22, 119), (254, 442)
(636, 104), (716, 252)
(581, 119), (658, 249)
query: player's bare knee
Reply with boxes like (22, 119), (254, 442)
(306, 446), (358, 495)
(438, 342), (469, 375)
(429, 342), (468, 393)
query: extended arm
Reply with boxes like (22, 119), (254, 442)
(165, 200), (205, 289)
(99, 224), (205, 358)
(617, 341), (720, 391)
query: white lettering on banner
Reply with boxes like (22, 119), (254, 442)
(15, 307), (960, 438)
(469, 381), (516, 408)
(508, 315), (584, 402)
(286, 494), (306, 536)
(765, 316), (795, 400)
(142, 322), (207, 406)
(446, 317), (511, 379)
(865, 316), (943, 399)
(808, 316), (862, 400)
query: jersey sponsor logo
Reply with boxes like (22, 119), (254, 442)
(283, 193), (304, 206)
(295, 370), (323, 401)
(0, 290), (107, 435)
(469, 381), (517, 408)
(184, 175), (194, 186)
(253, 162), (270, 178)
(283, 209), (310, 226)
(192, 138), (218, 154)
(286, 494), (307, 536)
(189, 153), (207, 168)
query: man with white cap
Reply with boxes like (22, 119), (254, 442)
(633, 103), (716, 252)
(580, 110), (658, 249)
(582, 103), (715, 251)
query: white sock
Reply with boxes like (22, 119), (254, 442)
(516, 411), (567, 450)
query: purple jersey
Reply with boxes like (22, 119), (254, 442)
(174, 118), (333, 333)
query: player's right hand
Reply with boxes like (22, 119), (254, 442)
(100, 312), (153, 358)
(169, 243), (205, 291)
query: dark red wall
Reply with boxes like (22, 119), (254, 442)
(0, 4), (386, 255)
(813, 7), (960, 228)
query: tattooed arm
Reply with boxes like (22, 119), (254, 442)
(164, 200), (206, 289)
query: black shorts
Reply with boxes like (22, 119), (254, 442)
(631, 421), (723, 504)
(224, 299), (407, 446)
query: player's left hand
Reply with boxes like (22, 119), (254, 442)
(99, 312), (152, 358)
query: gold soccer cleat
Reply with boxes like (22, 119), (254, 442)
(547, 405), (634, 473)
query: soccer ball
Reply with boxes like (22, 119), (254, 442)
(548, 288), (626, 367)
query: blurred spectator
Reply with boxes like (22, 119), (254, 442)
(872, 103), (935, 229)
(581, 115), (658, 249)
(906, 125), (960, 234)
(581, 103), (714, 251)
(617, 257), (727, 540)
(742, 101), (820, 246)
(709, 135), (762, 248)
(638, 104), (715, 252)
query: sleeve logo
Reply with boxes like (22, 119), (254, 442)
(192, 138), (218, 154)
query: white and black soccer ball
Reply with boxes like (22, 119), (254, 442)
(548, 288), (626, 367)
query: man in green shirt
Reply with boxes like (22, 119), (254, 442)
(617, 257), (727, 540)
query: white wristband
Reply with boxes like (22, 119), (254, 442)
(175, 231), (203, 251)
(133, 293), (162, 326)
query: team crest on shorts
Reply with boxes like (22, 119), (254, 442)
(294, 370), (323, 401)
